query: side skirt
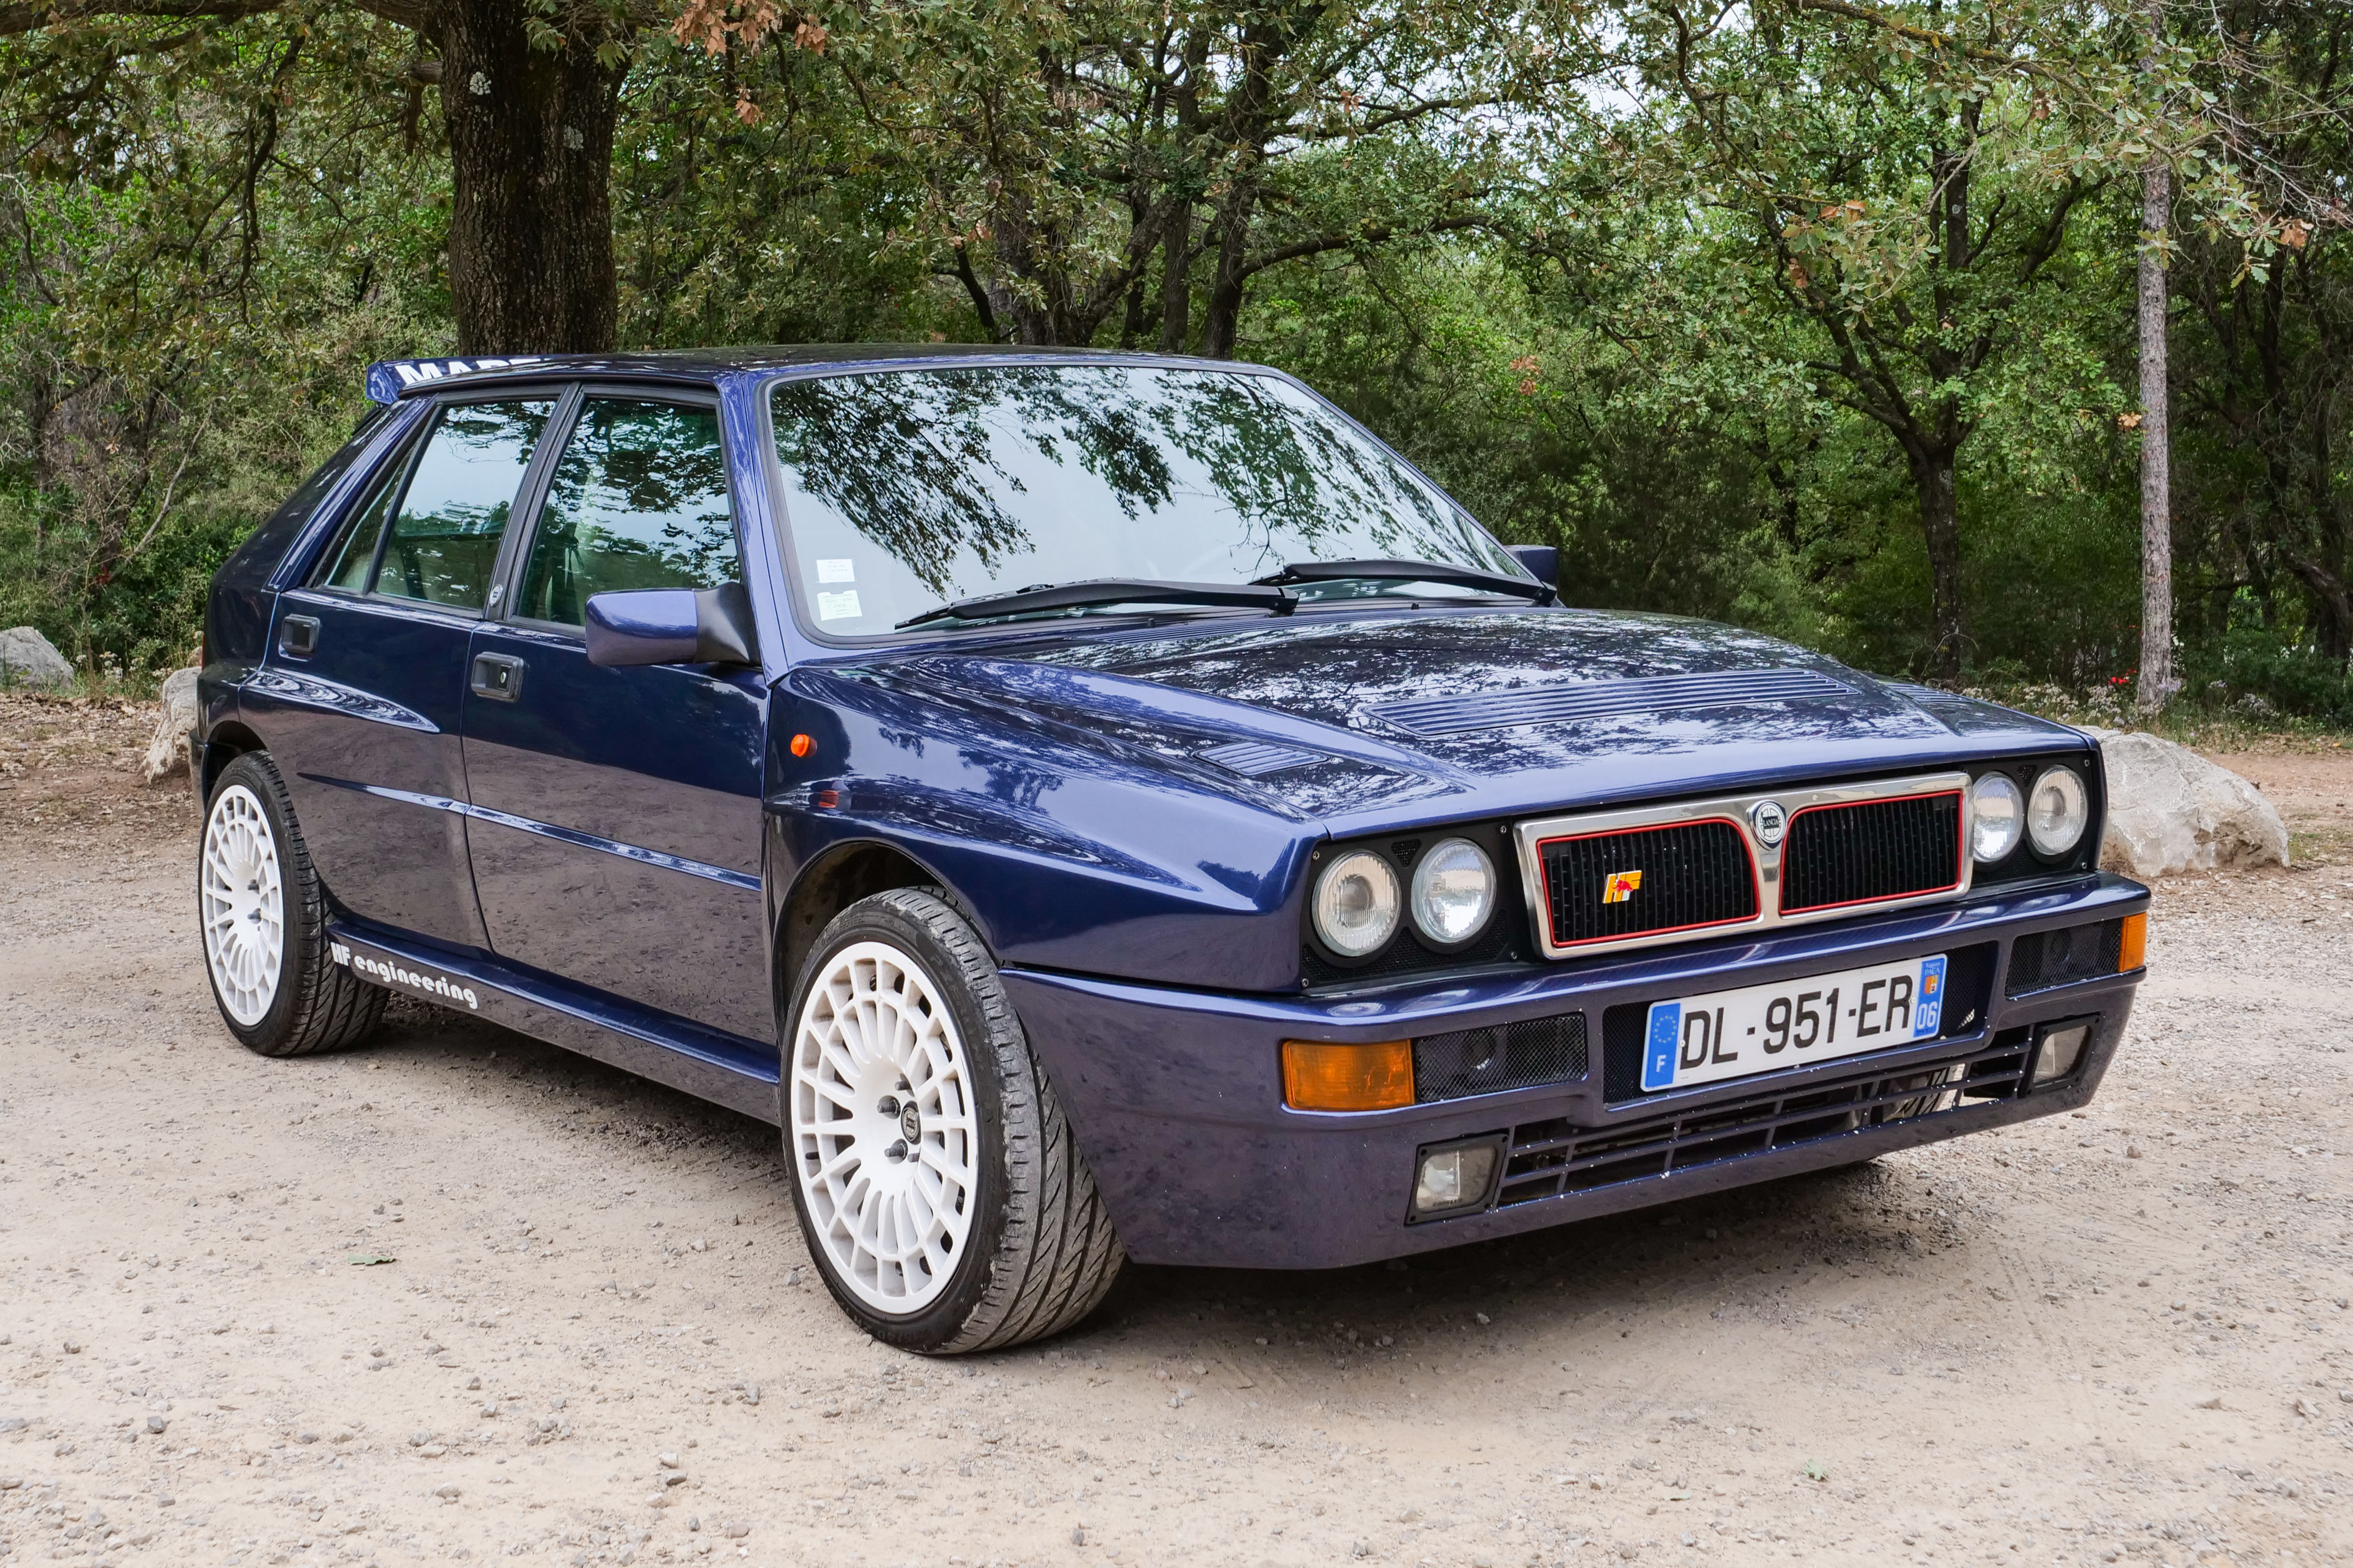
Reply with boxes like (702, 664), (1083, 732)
(325, 918), (782, 1125)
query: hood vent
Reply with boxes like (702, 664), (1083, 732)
(1201, 739), (1321, 777)
(1367, 667), (1849, 738)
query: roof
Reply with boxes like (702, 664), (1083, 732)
(360, 344), (1207, 404)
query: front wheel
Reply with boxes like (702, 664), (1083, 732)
(199, 751), (385, 1057)
(782, 889), (1122, 1353)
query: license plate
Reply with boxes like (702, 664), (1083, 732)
(1640, 954), (1949, 1093)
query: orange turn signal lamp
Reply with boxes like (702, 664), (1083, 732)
(1282, 1039), (1414, 1112)
(2118, 911), (2147, 972)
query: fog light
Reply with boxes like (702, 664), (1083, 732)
(2031, 1021), (2093, 1086)
(1411, 1136), (1503, 1219)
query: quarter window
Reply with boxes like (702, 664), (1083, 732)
(514, 399), (739, 627)
(311, 451), (406, 592)
(373, 400), (553, 611)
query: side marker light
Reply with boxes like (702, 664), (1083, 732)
(789, 733), (816, 758)
(1281, 1039), (1413, 1112)
(2117, 911), (2147, 972)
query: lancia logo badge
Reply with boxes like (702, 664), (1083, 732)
(1751, 799), (1788, 847)
(1601, 869), (1643, 904)
(899, 1101), (923, 1143)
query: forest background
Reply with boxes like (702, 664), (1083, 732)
(3, 0), (2349, 726)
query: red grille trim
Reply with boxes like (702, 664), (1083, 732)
(1533, 817), (1762, 950)
(1779, 789), (1966, 915)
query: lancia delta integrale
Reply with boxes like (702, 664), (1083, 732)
(191, 347), (2148, 1352)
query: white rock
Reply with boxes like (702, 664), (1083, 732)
(0, 626), (73, 690)
(141, 667), (200, 783)
(2087, 729), (2287, 878)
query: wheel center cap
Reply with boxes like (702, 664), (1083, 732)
(898, 1101), (922, 1143)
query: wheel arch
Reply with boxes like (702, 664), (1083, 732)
(773, 839), (973, 1019)
(199, 720), (267, 805)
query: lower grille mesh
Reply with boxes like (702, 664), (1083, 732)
(1414, 1014), (1588, 1103)
(2006, 919), (2124, 996)
(1497, 1038), (2031, 1207)
(1538, 820), (1757, 947)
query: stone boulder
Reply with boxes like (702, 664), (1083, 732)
(0, 626), (74, 690)
(142, 667), (201, 784)
(2088, 728), (2288, 878)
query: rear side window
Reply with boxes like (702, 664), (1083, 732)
(313, 456), (405, 591)
(374, 400), (553, 611)
(513, 398), (738, 627)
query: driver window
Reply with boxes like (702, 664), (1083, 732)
(514, 398), (739, 627)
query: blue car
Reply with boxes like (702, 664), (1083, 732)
(193, 347), (2148, 1352)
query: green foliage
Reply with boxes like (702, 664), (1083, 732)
(4, 0), (2351, 736)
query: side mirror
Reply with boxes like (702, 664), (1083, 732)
(584, 583), (759, 668)
(1506, 545), (1559, 588)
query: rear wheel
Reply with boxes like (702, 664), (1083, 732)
(199, 751), (385, 1057)
(782, 889), (1122, 1352)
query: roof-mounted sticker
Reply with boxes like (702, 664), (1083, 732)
(363, 356), (550, 404)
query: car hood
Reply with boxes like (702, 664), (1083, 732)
(815, 607), (2088, 832)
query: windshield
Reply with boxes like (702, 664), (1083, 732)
(767, 364), (1524, 636)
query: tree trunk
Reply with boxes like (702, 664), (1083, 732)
(426, 0), (625, 355)
(1909, 442), (1968, 682)
(1159, 203), (1192, 352)
(2137, 156), (2175, 712)
(1199, 168), (1257, 359)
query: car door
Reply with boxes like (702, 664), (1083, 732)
(250, 396), (556, 949)
(459, 390), (772, 1042)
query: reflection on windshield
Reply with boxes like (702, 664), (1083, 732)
(770, 365), (1519, 635)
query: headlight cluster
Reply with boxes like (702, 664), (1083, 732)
(1312, 837), (1497, 959)
(1970, 766), (2089, 864)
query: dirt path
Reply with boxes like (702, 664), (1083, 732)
(2, 692), (2347, 1568)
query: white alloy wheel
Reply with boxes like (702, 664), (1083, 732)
(788, 939), (982, 1314)
(201, 782), (286, 1026)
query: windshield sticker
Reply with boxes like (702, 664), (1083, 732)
(816, 590), (863, 622)
(816, 558), (856, 584)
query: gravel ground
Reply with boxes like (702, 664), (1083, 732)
(1, 690), (2348, 1568)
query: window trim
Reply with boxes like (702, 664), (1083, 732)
(488, 383), (741, 640)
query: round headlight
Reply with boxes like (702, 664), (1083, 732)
(1970, 773), (2024, 863)
(1313, 850), (1402, 958)
(1409, 837), (1496, 945)
(2027, 765), (2089, 857)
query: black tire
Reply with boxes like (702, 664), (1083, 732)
(779, 889), (1123, 1353)
(198, 751), (386, 1057)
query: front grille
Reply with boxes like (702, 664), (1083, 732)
(1538, 820), (1757, 948)
(1494, 1038), (2032, 1207)
(2006, 919), (2123, 996)
(1780, 791), (1963, 913)
(1414, 1013), (1588, 1103)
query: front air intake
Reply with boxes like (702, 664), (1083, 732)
(1779, 790), (1964, 914)
(1536, 820), (1759, 949)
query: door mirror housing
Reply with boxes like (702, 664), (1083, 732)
(1506, 545), (1558, 589)
(584, 583), (759, 668)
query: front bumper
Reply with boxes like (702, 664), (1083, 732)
(1004, 872), (2146, 1269)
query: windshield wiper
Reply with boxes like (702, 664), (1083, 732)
(1254, 558), (1555, 606)
(896, 577), (1297, 630)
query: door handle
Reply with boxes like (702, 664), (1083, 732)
(277, 615), (319, 659)
(470, 652), (525, 702)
